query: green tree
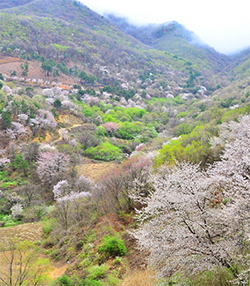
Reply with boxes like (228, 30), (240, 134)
(13, 153), (29, 176)
(116, 121), (143, 139)
(0, 110), (12, 129)
(53, 99), (62, 109)
(20, 61), (29, 77)
(79, 71), (95, 85)
(41, 59), (56, 76)
(85, 141), (122, 161)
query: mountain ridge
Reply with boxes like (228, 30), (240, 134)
(0, 0), (249, 95)
(105, 14), (231, 72)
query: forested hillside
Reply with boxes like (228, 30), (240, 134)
(1, 0), (250, 285)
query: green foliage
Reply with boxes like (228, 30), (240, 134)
(175, 122), (194, 136)
(83, 279), (102, 286)
(41, 59), (56, 76)
(53, 99), (62, 108)
(43, 218), (57, 237)
(0, 109), (12, 129)
(57, 62), (69, 75)
(85, 142), (122, 161)
(155, 125), (218, 167)
(13, 153), (29, 176)
(79, 71), (95, 85)
(96, 126), (106, 137)
(116, 121), (143, 140)
(0, 214), (22, 227)
(187, 267), (235, 286)
(53, 44), (69, 52)
(124, 107), (146, 120)
(87, 264), (109, 281)
(20, 60), (29, 76)
(54, 274), (72, 286)
(220, 97), (234, 108)
(185, 69), (201, 88)
(0, 171), (24, 189)
(176, 111), (188, 118)
(97, 235), (127, 259)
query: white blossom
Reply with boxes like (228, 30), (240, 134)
(0, 157), (10, 167)
(132, 162), (250, 278)
(10, 204), (23, 219)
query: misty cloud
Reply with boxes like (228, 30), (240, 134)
(80, 0), (250, 55)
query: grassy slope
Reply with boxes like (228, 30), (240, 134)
(0, 0), (206, 90)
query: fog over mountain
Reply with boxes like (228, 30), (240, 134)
(80, 0), (250, 55)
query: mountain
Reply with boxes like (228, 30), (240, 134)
(0, 0), (249, 96)
(0, 0), (212, 94)
(105, 14), (231, 72)
(0, 0), (34, 9)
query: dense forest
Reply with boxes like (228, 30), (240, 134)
(1, 0), (250, 285)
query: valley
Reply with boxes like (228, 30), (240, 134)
(1, 0), (250, 285)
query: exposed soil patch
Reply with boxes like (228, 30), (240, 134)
(0, 57), (77, 85)
(78, 160), (117, 182)
(0, 222), (43, 243)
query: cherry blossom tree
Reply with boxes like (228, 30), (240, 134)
(17, 114), (28, 125)
(75, 175), (94, 193)
(0, 157), (10, 168)
(101, 122), (120, 135)
(52, 180), (70, 200)
(131, 162), (250, 280)
(6, 122), (27, 139)
(132, 115), (250, 283)
(37, 151), (70, 187)
(61, 100), (76, 111)
(52, 179), (92, 231)
(210, 115), (250, 182)
(30, 109), (57, 135)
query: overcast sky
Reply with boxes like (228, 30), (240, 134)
(79, 0), (250, 55)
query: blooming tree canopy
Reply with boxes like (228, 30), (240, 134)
(37, 151), (70, 186)
(132, 161), (250, 279)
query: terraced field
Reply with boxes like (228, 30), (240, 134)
(0, 222), (43, 243)
(0, 223), (69, 283)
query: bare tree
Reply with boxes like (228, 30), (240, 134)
(99, 156), (153, 213)
(0, 240), (51, 286)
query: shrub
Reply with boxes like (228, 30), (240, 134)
(84, 279), (102, 286)
(43, 218), (56, 237)
(87, 264), (109, 280)
(54, 274), (72, 286)
(97, 235), (126, 259)
(84, 142), (122, 161)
